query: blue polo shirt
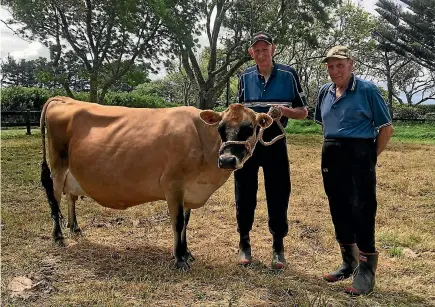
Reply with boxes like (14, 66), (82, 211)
(314, 74), (392, 139)
(238, 63), (307, 127)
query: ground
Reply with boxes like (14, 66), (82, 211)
(1, 130), (434, 307)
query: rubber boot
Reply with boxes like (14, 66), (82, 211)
(271, 237), (286, 270)
(323, 244), (359, 282)
(345, 251), (379, 295)
(237, 234), (252, 265)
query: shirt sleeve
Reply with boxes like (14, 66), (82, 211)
(237, 74), (244, 104)
(290, 70), (307, 108)
(369, 85), (392, 129)
(314, 83), (329, 125)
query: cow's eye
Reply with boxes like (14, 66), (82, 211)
(218, 122), (227, 142)
(238, 124), (254, 141)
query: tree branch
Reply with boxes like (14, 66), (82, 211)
(84, 0), (97, 57)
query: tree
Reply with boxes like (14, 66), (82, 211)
(1, 55), (40, 87)
(276, 2), (378, 106)
(374, 0), (435, 71)
(165, 0), (337, 109)
(2, 0), (176, 102)
(393, 63), (435, 105)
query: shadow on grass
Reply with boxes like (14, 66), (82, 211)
(53, 239), (431, 307)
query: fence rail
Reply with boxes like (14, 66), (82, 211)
(1, 110), (433, 136)
(1, 110), (42, 135)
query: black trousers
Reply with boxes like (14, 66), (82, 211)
(321, 138), (378, 253)
(234, 123), (290, 241)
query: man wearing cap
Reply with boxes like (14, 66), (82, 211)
(235, 31), (308, 270)
(315, 46), (394, 295)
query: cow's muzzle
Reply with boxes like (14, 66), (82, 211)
(218, 140), (254, 170)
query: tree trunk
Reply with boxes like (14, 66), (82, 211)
(89, 75), (98, 103)
(99, 86), (109, 104)
(198, 91), (215, 110)
(386, 76), (394, 120)
(62, 82), (75, 99)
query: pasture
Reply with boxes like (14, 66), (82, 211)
(1, 127), (435, 307)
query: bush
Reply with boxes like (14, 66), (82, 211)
(1, 87), (52, 111)
(392, 104), (435, 120)
(393, 105), (423, 119)
(0, 86), (179, 111)
(416, 104), (435, 115)
(102, 92), (178, 108)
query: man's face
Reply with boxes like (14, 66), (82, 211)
(326, 58), (354, 88)
(248, 41), (276, 69)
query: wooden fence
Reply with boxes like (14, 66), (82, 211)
(1, 110), (42, 135)
(1, 110), (433, 136)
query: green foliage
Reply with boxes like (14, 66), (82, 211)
(0, 86), (177, 111)
(285, 120), (323, 135)
(167, 0), (338, 109)
(393, 105), (422, 119)
(388, 246), (403, 258)
(0, 87), (57, 111)
(101, 92), (177, 109)
(393, 104), (435, 119)
(375, 0), (435, 71)
(2, 0), (175, 102)
(282, 119), (435, 143)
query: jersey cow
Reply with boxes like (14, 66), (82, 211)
(40, 96), (274, 269)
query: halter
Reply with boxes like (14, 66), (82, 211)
(218, 105), (286, 166)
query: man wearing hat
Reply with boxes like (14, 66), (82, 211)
(235, 31), (308, 269)
(315, 46), (394, 294)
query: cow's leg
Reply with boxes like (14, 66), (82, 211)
(66, 194), (81, 235)
(41, 161), (65, 246)
(181, 208), (195, 262)
(166, 192), (189, 270)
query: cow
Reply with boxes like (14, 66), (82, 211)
(40, 96), (276, 270)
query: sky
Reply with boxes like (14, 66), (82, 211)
(1, 1), (433, 104)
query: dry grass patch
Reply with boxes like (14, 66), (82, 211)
(1, 133), (434, 306)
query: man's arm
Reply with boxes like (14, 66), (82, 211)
(376, 125), (394, 156)
(279, 68), (308, 119)
(280, 106), (308, 119)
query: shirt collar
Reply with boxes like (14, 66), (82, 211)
(256, 60), (277, 78)
(329, 73), (356, 93)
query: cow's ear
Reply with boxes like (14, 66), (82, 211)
(200, 110), (222, 125)
(256, 113), (273, 129)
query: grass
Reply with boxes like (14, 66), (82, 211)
(1, 128), (435, 306)
(387, 246), (404, 259)
(285, 120), (435, 144)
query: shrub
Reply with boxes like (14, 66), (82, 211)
(0, 86), (179, 111)
(393, 105), (423, 119)
(1, 87), (52, 111)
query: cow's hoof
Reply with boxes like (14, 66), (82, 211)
(69, 226), (82, 236)
(53, 236), (65, 247)
(174, 260), (190, 271)
(183, 249), (195, 262)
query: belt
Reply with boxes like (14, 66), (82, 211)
(324, 138), (375, 143)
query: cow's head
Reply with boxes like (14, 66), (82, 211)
(200, 103), (273, 170)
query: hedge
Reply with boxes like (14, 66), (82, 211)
(1, 86), (434, 119)
(393, 104), (435, 119)
(0, 87), (178, 111)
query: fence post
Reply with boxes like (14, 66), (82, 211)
(26, 109), (31, 135)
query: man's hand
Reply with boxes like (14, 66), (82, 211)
(376, 125), (394, 156)
(277, 105), (308, 120)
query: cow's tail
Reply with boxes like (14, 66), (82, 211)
(40, 98), (62, 222)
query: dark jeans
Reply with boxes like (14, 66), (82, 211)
(321, 138), (378, 253)
(234, 122), (291, 242)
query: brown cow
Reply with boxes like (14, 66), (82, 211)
(40, 96), (274, 269)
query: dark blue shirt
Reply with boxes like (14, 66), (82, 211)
(315, 74), (392, 139)
(238, 63), (307, 127)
